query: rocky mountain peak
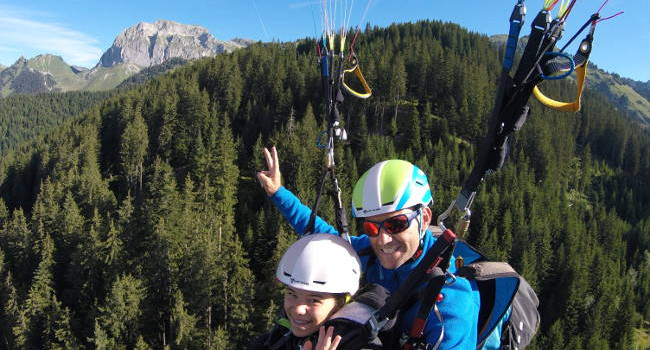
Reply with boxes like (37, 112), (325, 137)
(15, 56), (28, 66)
(0, 55), (58, 95)
(98, 19), (248, 68)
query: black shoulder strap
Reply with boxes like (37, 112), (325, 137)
(402, 267), (447, 350)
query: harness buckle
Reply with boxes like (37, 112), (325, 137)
(366, 313), (389, 339)
(400, 334), (441, 350)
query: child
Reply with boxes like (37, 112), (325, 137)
(249, 233), (387, 350)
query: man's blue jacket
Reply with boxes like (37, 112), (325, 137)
(271, 186), (481, 349)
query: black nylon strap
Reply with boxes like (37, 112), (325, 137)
(306, 47), (350, 237)
(368, 230), (456, 337)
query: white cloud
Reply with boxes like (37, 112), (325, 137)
(0, 6), (103, 67)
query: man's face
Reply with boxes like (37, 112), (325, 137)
(364, 207), (432, 269)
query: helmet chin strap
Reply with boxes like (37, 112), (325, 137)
(408, 207), (426, 262)
(417, 207), (426, 241)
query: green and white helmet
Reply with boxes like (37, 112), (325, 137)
(351, 160), (433, 218)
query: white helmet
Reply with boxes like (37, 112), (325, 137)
(276, 233), (361, 295)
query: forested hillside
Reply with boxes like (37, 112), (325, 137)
(0, 91), (114, 154)
(0, 20), (648, 349)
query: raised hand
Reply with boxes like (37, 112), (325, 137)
(302, 326), (342, 350)
(256, 146), (282, 196)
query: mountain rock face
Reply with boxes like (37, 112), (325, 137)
(98, 19), (248, 68)
(0, 56), (59, 96)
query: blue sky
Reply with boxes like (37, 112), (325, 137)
(1, 0), (648, 81)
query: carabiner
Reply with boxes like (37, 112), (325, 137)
(540, 51), (575, 80)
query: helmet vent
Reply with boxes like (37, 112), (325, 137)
(276, 233), (361, 295)
(382, 201), (394, 206)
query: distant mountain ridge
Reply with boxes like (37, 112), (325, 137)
(586, 66), (650, 125)
(0, 22), (647, 126)
(0, 19), (252, 97)
(0, 56), (59, 95)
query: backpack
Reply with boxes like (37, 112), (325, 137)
(448, 237), (540, 350)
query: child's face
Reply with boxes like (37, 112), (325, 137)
(283, 286), (342, 337)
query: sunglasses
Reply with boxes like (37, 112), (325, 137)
(361, 209), (420, 237)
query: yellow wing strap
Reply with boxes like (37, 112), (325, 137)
(533, 62), (587, 112)
(342, 64), (372, 99)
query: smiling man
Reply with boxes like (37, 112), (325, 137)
(257, 147), (481, 349)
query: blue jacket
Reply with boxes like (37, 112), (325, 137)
(271, 186), (481, 349)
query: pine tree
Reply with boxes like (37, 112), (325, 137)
(155, 90), (179, 159)
(0, 208), (36, 290)
(14, 234), (78, 348)
(214, 233), (255, 348)
(103, 220), (124, 274)
(63, 209), (104, 345)
(75, 121), (116, 218)
(612, 277), (637, 349)
(388, 55), (407, 130)
(404, 106), (422, 157)
(169, 290), (197, 348)
(0, 248), (20, 349)
(93, 274), (146, 349)
(637, 251), (650, 320)
(546, 319), (565, 350)
(0, 199), (7, 226)
(120, 103), (149, 193)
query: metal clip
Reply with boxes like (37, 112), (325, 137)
(445, 272), (457, 286)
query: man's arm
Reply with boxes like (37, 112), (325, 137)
(257, 146), (338, 236)
(271, 186), (338, 235)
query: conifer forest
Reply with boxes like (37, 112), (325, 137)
(0, 21), (649, 349)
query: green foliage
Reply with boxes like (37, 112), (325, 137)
(636, 326), (650, 350)
(120, 101), (149, 192)
(117, 58), (188, 90)
(0, 20), (648, 349)
(14, 234), (78, 349)
(93, 274), (145, 349)
(0, 90), (113, 154)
